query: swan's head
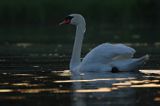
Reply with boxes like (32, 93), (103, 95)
(59, 14), (86, 26)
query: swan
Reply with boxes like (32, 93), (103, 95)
(59, 14), (149, 74)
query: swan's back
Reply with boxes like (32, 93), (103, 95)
(81, 43), (135, 65)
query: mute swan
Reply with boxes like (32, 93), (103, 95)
(59, 14), (149, 74)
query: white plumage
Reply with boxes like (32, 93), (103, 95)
(60, 14), (149, 74)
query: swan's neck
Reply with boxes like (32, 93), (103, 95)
(70, 24), (86, 70)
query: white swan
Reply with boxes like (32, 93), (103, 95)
(59, 14), (149, 74)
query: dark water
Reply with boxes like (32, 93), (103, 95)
(0, 43), (160, 106)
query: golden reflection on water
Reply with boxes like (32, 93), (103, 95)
(11, 83), (43, 87)
(0, 83), (9, 86)
(0, 82), (44, 87)
(18, 88), (71, 93)
(75, 87), (111, 93)
(140, 70), (160, 75)
(131, 84), (160, 88)
(52, 70), (72, 77)
(0, 88), (71, 94)
(154, 96), (160, 102)
(0, 96), (25, 100)
(0, 87), (112, 94)
(12, 74), (34, 77)
(0, 89), (14, 93)
(53, 77), (135, 83)
(33, 76), (49, 79)
(113, 80), (160, 88)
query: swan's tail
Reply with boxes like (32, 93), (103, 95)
(113, 54), (149, 71)
(128, 54), (149, 71)
(138, 54), (149, 63)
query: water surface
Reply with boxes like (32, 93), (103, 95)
(0, 44), (159, 106)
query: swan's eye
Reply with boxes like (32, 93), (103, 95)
(63, 16), (73, 24)
(59, 16), (73, 25)
(63, 19), (71, 24)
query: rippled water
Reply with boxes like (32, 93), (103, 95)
(0, 44), (160, 106)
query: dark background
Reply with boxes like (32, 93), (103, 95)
(0, 0), (159, 44)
